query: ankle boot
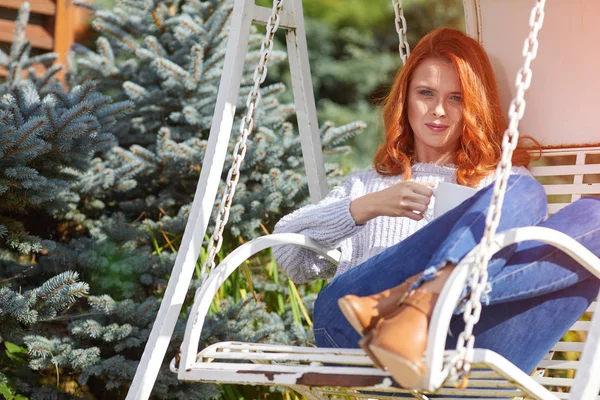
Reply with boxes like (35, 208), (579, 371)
(360, 289), (439, 388)
(337, 273), (421, 336)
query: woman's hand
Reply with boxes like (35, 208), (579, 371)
(350, 181), (434, 225)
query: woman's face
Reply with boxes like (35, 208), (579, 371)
(407, 57), (464, 164)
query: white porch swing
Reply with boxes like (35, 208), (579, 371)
(126, 0), (600, 399)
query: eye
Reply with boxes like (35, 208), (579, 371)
(418, 89), (433, 96)
(449, 95), (462, 102)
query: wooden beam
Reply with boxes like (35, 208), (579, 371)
(54, 0), (74, 67)
(0, 19), (53, 50)
(0, 0), (56, 15)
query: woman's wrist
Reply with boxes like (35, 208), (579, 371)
(350, 193), (378, 225)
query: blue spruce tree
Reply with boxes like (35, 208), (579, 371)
(0, 2), (130, 342)
(0, 3), (136, 399)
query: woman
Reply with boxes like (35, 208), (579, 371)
(272, 28), (600, 388)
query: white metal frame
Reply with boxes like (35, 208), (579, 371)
(177, 233), (341, 375)
(126, 0), (327, 398)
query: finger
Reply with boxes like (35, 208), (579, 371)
(412, 184), (434, 198)
(403, 210), (424, 221)
(403, 201), (428, 214)
(405, 192), (432, 206)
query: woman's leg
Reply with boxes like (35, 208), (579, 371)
(447, 278), (598, 374)
(446, 197), (600, 373)
(314, 175), (547, 348)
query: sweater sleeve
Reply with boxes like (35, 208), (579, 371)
(272, 173), (365, 283)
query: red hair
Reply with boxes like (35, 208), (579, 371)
(373, 27), (537, 187)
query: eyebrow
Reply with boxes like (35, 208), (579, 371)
(415, 85), (462, 95)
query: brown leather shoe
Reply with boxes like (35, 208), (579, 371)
(337, 273), (421, 336)
(360, 290), (439, 388)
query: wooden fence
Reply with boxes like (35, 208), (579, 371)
(0, 0), (86, 77)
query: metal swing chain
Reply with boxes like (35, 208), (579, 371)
(392, 0), (411, 65)
(451, 0), (547, 386)
(199, 0), (284, 281)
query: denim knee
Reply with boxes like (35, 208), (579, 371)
(504, 175), (547, 222)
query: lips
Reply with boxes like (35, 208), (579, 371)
(425, 123), (449, 132)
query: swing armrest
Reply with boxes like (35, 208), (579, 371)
(423, 226), (600, 392)
(176, 233), (341, 377)
(217, 232), (342, 266)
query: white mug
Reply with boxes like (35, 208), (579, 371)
(423, 181), (479, 221)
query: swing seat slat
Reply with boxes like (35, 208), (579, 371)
(176, 342), (577, 399)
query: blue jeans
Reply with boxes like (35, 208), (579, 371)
(313, 175), (600, 374)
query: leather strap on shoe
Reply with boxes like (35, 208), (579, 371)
(403, 291), (439, 319)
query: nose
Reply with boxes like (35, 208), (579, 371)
(432, 100), (446, 117)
